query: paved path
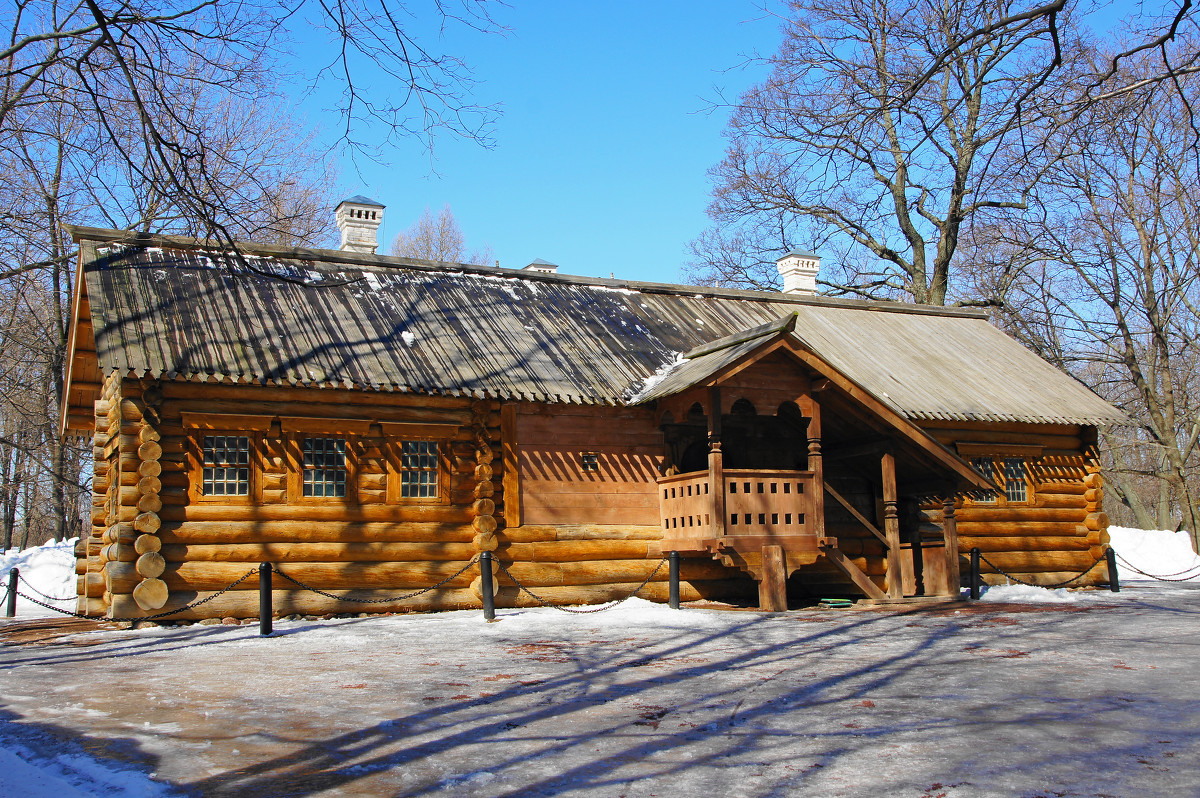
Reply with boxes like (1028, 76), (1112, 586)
(1, 584), (1198, 797)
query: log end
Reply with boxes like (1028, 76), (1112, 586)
(136, 551), (167, 579)
(131, 578), (169, 610)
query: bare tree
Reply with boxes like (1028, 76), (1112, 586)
(390, 204), (493, 265)
(1, 0), (500, 250)
(689, 0), (1061, 304)
(980, 41), (1200, 548)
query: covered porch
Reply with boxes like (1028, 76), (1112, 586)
(638, 313), (994, 610)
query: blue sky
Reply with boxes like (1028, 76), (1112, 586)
(304, 2), (782, 284)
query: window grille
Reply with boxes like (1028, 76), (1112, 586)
(971, 457), (996, 503)
(399, 440), (439, 498)
(302, 438), (347, 497)
(1003, 458), (1028, 503)
(202, 436), (250, 496)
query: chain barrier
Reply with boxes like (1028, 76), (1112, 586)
(494, 557), (668, 614)
(11, 568), (259, 623)
(977, 551), (1108, 589)
(273, 556), (480, 604)
(18, 582), (77, 603)
(1112, 552), (1200, 583)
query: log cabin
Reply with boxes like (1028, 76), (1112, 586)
(60, 199), (1124, 619)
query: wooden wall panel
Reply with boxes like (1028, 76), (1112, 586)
(517, 404), (663, 526)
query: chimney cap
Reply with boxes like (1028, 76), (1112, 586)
(337, 195), (385, 209)
(778, 248), (819, 261)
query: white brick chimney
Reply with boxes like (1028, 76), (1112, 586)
(523, 258), (559, 274)
(776, 249), (820, 295)
(335, 196), (385, 254)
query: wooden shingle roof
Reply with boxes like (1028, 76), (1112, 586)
(69, 227), (1123, 426)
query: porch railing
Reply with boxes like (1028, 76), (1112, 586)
(658, 469), (816, 547)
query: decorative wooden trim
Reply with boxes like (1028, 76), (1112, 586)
(384, 439), (451, 505)
(181, 412), (275, 431)
(58, 258), (87, 439)
(501, 404), (521, 528)
(378, 421), (460, 438)
(186, 431), (263, 504)
(284, 433), (360, 504)
(955, 441), (1044, 458)
(942, 493), (961, 594)
(881, 451), (903, 599)
(694, 336), (994, 492)
(280, 416), (373, 435)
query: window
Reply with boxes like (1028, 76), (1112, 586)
(384, 434), (449, 504)
(302, 437), (348, 498)
(399, 440), (439, 498)
(1002, 458), (1028, 503)
(201, 435), (250, 496)
(580, 452), (600, 472)
(182, 413), (271, 503)
(968, 456), (1032, 505)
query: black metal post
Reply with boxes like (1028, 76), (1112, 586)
(5, 567), (17, 618)
(480, 551), (495, 621)
(969, 548), (981, 600)
(259, 563), (273, 636)
(1106, 547), (1120, 593)
(668, 551), (680, 609)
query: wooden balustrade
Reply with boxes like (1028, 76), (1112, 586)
(659, 469), (816, 552)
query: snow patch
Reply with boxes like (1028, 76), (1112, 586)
(1, 537), (78, 618)
(1108, 526), (1200, 581)
(400, 330), (417, 346)
(977, 584), (1112, 604)
(624, 352), (686, 404)
(589, 285), (640, 296)
(0, 739), (172, 797)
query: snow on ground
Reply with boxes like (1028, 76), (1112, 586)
(0, 736), (170, 798)
(0, 538), (77, 618)
(3, 582), (1200, 797)
(1, 531), (1199, 795)
(1107, 526), (1200, 582)
(977, 582), (1119, 603)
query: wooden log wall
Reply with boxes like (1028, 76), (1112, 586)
(923, 421), (1109, 588)
(74, 380), (1112, 616)
(104, 380), (503, 620)
(516, 404), (662, 526)
(92, 383), (170, 615)
(76, 371), (122, 616)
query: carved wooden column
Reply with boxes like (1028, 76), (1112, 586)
(807, 400), (824, 537)
(707, 386), (725, 541)
(881, 452), (903, 599)
(942, 490), (961, 596)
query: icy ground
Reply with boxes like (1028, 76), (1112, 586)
(0, 531), (1197, 797)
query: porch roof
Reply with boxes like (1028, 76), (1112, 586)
(631, 310), (1124, 427)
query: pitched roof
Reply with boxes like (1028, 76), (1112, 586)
(68, 227), (1124, 426)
